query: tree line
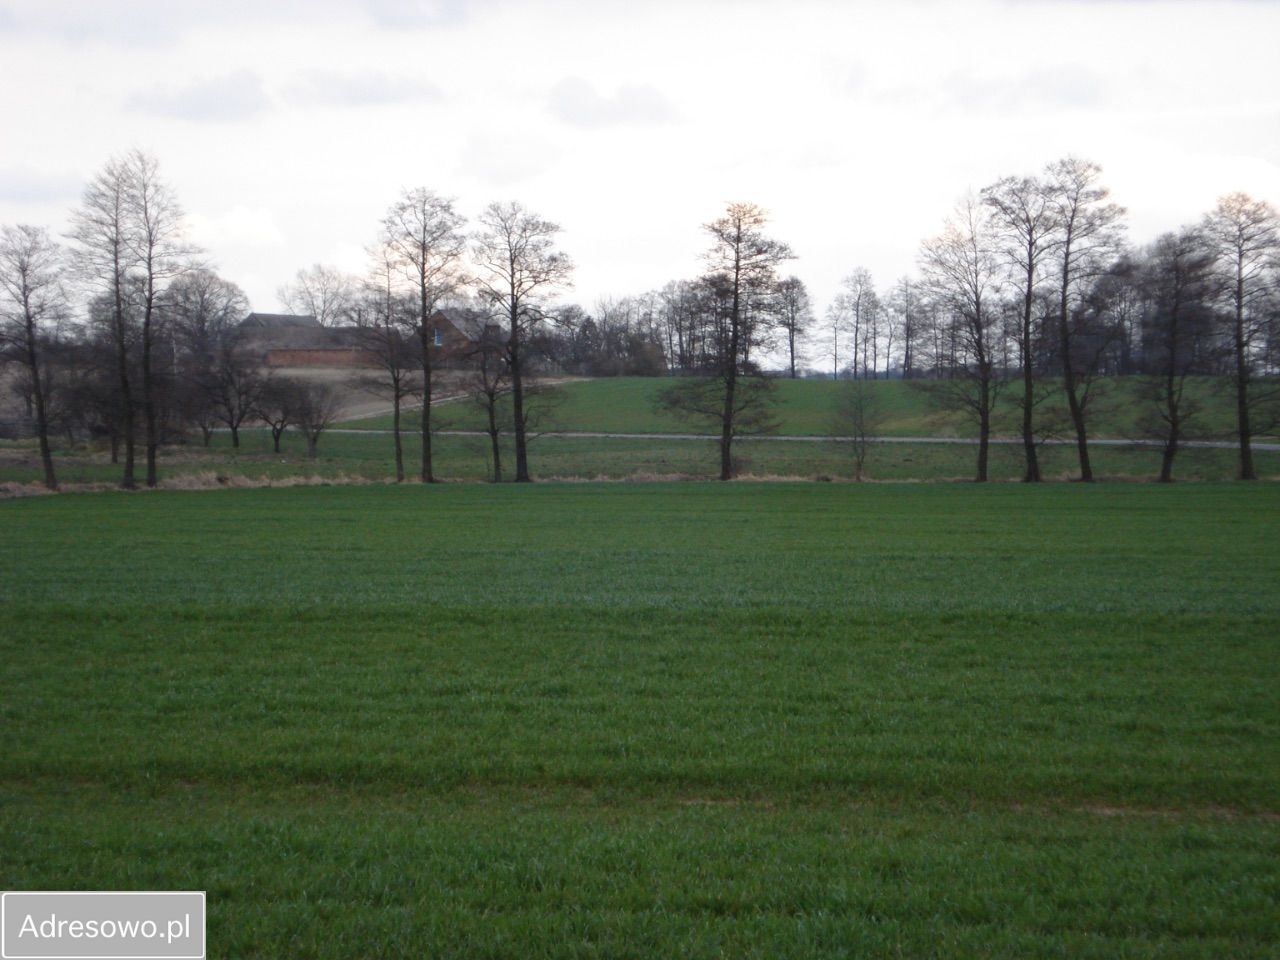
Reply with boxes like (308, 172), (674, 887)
(0, 151), (575, 489)
(1, 150), (1276, 488)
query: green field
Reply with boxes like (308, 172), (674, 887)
(3, 425), (1276, 491)
(2, 483), (1278, 957)
(348, 375), (1267, 440)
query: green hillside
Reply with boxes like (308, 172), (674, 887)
(347, 376), (1265, 440)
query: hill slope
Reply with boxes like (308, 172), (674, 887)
(347, 375), (1264, 440)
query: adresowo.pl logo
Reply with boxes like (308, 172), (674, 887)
(1, 892), (204, 960)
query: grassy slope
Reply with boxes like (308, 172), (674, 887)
(2, 483), (1278, 957)
(349, 375), (1263, 439)
(4, 428), (1277, 489)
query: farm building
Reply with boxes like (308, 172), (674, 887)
(236, 310), (479, 368)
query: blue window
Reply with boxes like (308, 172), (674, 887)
(433, 327), (443, 347)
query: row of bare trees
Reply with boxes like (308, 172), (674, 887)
(0, 153), (353, 490)
(914, 160), (1278, 482)
(304, 194), (574, 484)
(0, 145), (580, 489)
(3, 149), (1275, 488)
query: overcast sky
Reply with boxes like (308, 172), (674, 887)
(1, 0), (1277, 317)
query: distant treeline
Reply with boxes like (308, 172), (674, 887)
(1, 151), (1276, 489)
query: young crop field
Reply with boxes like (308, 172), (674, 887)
(2, 482), (1278, 957)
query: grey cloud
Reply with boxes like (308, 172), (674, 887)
(548, 78), (678, 129)
(944, 65), (1106, 113)
(0, 168), (83, 204)
(0, 1), (474, 45)
(127, 71), (269, 122)
(876, 64), (1107, 115)
(289, 71), (442, 108)
(0, 1), (259, 44)
(362, 0), (474, 28)
(456, 134), (558, 186)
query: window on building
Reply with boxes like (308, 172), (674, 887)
(433, 327), (443, 348)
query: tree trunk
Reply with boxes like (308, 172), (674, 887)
(510, 300), (531, 482)
(34, 378), (57, 490)
(392, 393), (404, 483)
(230, 426), (240, 449)
(307, 436), (318, 459)
(718, 374), (735, 482)
(271, 429), (282, 454)
(142, 301), (158, 489)
(23, 322), (57, 490)
(487, 400), (502, 483)
(1059, 238), (1093, 482)
(1233, 269), (1255, 480)
(420, 328), (435, 483)
(113, 283), (136, 489)
(1159, 426), (1178, 483)
(1020, 268), (1040, 483)
(976, 376), (991, 483)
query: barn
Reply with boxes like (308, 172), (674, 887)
(236, 311), (479, 368)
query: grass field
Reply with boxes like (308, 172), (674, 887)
(3, 427), (1277, 491)
(347, 375), (1270, 440)
(2, 483), (1278, 957)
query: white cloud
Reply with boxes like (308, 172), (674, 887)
(187, 205), (286, 251)
(547, 78), (678, 129)
(0, 167), (82, 204)
(127, 71), (269, 122)
(457, 134), (562, 187)
(287, 71), (442, 108)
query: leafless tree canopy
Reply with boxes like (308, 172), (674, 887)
(658, 202), (792, 480)
(472, 201), (574, 482)
(0, 225), (67, 489)
(278, 264), (357, 328)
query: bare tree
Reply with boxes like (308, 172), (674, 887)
(887, 276), (922, 378)
(292, 380), (343, 459)
(461, 322), (510, 482)
(124, 150), (199, 487)
(254, 377), (297, 454)
(1203, 192), (1279, 480)
(0, 225), (66, 489)
(1044, 157), (1127, 482)
(472, 201), (574, 482)
(163, 269), (249, 444)
(832, 379), (884, 481)
(774, 276), (812, 378)
(658, 203), (792, 480)
(70, 156), (139, 488)
(1136, 228), (1219, 483)
(381, 189), (466, 482)
(203, 338), (266, 450)
(982, 173), (1059, 482)
(357, 245), (419, 482)
(832, 269), (876, 380)
(824, 299), (847, 379)
(918, 197), (1006, 482)
(277, 264), (357, 327)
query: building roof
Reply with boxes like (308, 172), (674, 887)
(433, 307), (493, 341)
(240, 313), (321, 329)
